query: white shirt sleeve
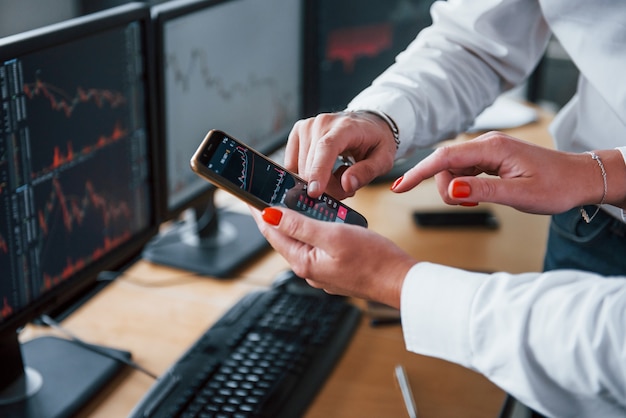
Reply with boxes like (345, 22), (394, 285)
(401, 262), (626, 418)
(346, 0), (550, 156)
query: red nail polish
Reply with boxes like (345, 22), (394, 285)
(262, 207), (283, 226)
(391, 176), (404, 191)
(460, 202), (479, 207)
(451, 180), (471, 198)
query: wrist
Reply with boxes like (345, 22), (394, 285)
(577, 149), (626, 223)
(344, 109), (400, 150)
(384, 258), (416, 310)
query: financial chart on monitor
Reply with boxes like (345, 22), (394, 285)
(0, 6), (156, 416)
(0, 21), (151, 321)
(310, 0), (434, 113)
(162, 0), (302, 211)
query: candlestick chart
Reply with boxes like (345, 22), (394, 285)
(0, 30), (149, 313)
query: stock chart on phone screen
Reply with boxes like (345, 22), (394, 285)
(209, 138), (295, 206)
(209, 137), (344, 223)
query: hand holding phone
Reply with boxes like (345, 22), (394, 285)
(190, 130), (368, 227)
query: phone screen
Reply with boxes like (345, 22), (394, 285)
(193, 131), (367, 227)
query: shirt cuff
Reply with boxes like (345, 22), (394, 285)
(400, 262), (488, 368)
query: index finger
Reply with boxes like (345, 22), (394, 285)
(392, 134), (512, 192)
(304, 126), (348, 197)
(284, 119), (307, 174)
(285, 116), (345, 197)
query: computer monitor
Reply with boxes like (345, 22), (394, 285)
(0, 3), (158, 417)
(143, 0), (304, 277)
(303, 0), (434, 115)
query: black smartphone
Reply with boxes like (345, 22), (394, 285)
(190, 129), (368, 227)
(412, 209), (498, 229)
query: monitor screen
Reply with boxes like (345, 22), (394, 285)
(0, 4), (158, 416)
(159, 0), (302, 216)
(304, 0), (434, 115)
(143, 0), (303, 277)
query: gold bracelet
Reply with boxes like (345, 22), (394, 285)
(580, 151), (607, 223)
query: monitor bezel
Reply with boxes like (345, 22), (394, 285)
(0, 2), (161, 335)
(151, 0), (306, 222)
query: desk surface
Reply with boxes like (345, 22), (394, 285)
(22, 109), (554, 418)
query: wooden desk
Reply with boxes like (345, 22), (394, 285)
(22, 109), (554, 418)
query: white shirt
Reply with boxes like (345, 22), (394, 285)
(346, 0), (626, 416)
(402, 264), (626, 417)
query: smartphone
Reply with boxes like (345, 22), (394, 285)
(190, 129), (368, 227)
(412, 209), (498, 229)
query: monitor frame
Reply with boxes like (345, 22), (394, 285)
(0, 3), (160, 416)
(151, 0), (305, 222)
(0, 1), (160, 339)
(143, 0), (305, 278)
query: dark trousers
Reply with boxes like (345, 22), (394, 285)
(544, 206), (626, 276)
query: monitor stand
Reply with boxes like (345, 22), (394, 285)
(142, 191), (270, 278)
(0, 332), (130, 418)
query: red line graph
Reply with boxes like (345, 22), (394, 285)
(1, 297), (13, 320)
(38, 177), (131, 236)
(270, 167), (286, 203)
(37, 176), (133, 290)
(326, 23), (393, 73)
(23, 77), (127, 118)
(47, 121), (127, 171)
(0, 233), (7, 254)
(42, 231), (131, 290)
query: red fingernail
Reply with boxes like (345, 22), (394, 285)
(391, 176), (403, 191)
(262, 207), (283, 226)
(460, 202), (479, 207)
(451, 180), (471, 198)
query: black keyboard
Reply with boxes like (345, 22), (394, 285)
(129, 279), (361, 418)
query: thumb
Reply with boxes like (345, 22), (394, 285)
(261, 206), (338, 249)
(341, 157), (392, 194)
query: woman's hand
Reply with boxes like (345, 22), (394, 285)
(286, 111), (398, 200)
(251, 206), (416, 309)
(392, 131), (618, 215)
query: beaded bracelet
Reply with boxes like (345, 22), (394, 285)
(580, 151), (607, 223)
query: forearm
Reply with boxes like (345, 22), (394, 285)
(401, 263), (626, 417)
